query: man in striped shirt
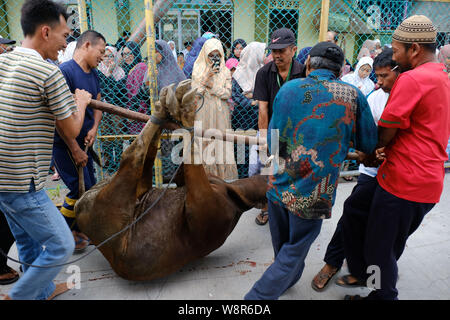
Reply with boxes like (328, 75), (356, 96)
(0, 0), (91, 300)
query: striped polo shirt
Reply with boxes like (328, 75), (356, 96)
(0, 48), (77, 192)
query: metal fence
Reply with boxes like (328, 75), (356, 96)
(1, 0), (449, 183)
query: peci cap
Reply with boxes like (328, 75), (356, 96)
(268, 28), (296, 50)
(0, 36), (16, 45)
(392, 15), (437, 44)
(309, 42), (344, 66)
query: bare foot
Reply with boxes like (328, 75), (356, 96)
(47, 282), (71, 300)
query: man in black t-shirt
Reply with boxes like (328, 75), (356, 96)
(251, 28), (306, 225)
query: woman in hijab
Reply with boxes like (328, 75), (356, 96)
(438, 44), (450, 77)
(154, 40), (186, 94)
(122, 41), (144, 76)
(357, 40), (377, 60)
(99, 45), (126, 83)
(296, 46), (312, 65)
(121, 41), (149, 134)
(231, 42), (266, 131)
(98, 45), (128, 173)
(167, 40), (177, 61)
(341, 56), (375, 96)
(192, 38), (238, 180)
(228, 39), (247, 61)
(153, 40), (186, 182)
(183, 36), (207, 79)
(231, 42), (266, 179)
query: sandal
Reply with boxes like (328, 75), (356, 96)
(73, 231), (90, 253)
(336, 274), (366, 288)
(255, 211), (269, 225)
(311, 265), (340, 292)
(0, 266), (20, 285)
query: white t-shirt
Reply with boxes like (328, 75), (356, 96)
(359, 88), (390, 177)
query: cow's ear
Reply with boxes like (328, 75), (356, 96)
(224, 175), (268, 212)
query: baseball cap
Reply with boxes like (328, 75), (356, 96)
(309, 42), (344, 66)
(0, 36), (16, 45)
(268, 28), (296, 50)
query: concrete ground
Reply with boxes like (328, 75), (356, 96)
(1, 174), (449, 300)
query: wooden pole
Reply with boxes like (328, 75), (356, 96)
(87, 100), (266, 146)
(128, 0), (176, 45)
(318, 0), (330, 42)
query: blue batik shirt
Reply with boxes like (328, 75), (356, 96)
(267, 69), (377, 219)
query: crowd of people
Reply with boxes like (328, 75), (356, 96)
(0, 0), (449, 301)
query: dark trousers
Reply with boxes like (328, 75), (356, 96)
(343, 181), (434, 300)
(0, 210), (15, 270)
(245, 199), (322, 300)
(53, 144), (96, 232)
(324, 173), (376, 269)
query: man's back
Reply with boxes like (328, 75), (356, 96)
(0, 50), (76, 192)
(267, 69), (377, 219)
(377, 62), (450, 203)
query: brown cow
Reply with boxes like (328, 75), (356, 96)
(75, 80), (267, 281)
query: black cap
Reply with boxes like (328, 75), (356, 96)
(0, 37), (15, 45)
(268, 28), (296, 50)
(309, 42), (344, 65)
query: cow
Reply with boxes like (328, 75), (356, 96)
(75, 80), (268, 281)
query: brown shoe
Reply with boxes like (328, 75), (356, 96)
(0, 266), (20, 285)
(311, 264), (340, 292)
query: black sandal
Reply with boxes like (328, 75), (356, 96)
(336, 274), (366, 288)
(0, 266), (20, 285)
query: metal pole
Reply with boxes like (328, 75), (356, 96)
(318, 0), (330, 42)
(77, 0), (89, 33)
(144, 0), (163, 187)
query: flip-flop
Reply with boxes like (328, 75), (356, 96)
(0, 267), (20, 285)
(311, 267), (340, 292)
(73, 233), (90, 253)
(255, 211), (269, 225)
(336, 274), (366, 288)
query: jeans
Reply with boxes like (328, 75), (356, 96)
(245, 199), (322, 300)
(0, 181), (75, 300)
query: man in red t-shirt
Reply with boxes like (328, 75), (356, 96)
(342, 15), (450, 300)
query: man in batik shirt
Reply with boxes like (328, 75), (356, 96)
(245, 42), (378, 300)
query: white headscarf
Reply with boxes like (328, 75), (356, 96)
(192, 38), (230, 89)
(58, 41), (76, 64)
(232, 42), (266, 94)
(341, 56), (375, 96)
(98, 46), (126, 81)
(167, 41), (177, 61)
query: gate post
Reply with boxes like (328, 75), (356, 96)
(318, 0), (330, 42)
